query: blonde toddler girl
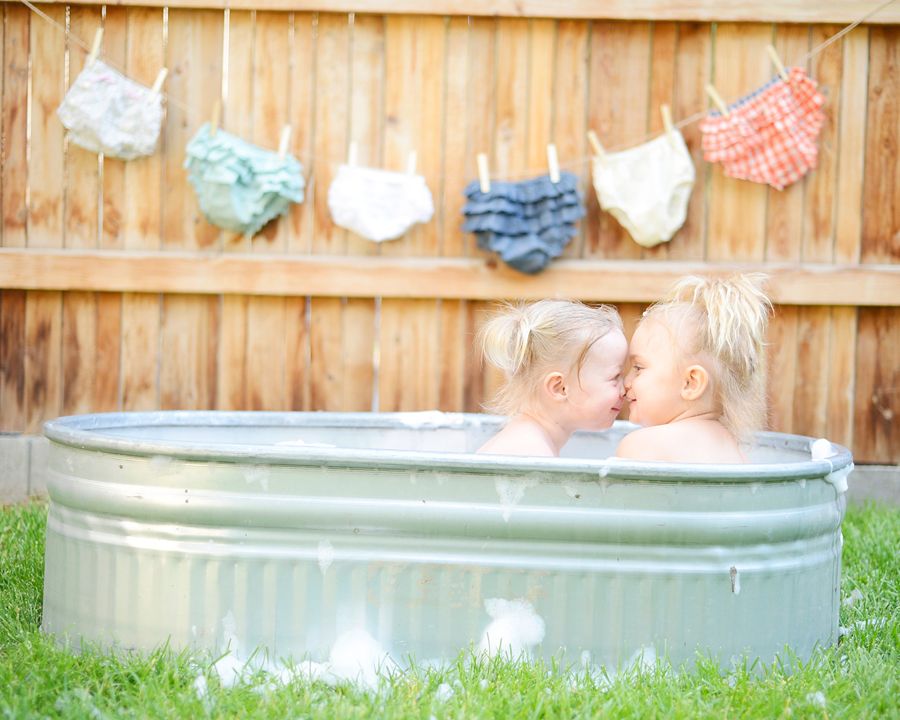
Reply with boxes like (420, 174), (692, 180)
(477, 299), (627, 457)
(616, 274), (772, 463)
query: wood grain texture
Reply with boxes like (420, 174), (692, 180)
(100, 5), (128, 250)
(49, 0), (900, 24)
(5, 250), (898, 305)
(853, 307), (899, 463)
(586, 20), (651, 259)
(861, 26), (899, 264)
(1, 3), (29, 248)
(0, 290), (27, 430)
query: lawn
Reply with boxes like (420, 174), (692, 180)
(1, 501), (897, 719)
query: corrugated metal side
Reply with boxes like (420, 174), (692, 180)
(42, 422), (846, 669)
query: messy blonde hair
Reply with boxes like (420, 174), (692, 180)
(642, 274), (772, 441)
(479, 299), (623, 416)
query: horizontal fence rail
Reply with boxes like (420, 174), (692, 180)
(2, 250), (899, 305)
(47, 0), (900, 24)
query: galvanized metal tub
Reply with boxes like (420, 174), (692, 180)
(42, 411), (851, 671)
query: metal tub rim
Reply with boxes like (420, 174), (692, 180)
(43, 411), (852, 484)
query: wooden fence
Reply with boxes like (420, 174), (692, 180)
(0, 1), (898, 462)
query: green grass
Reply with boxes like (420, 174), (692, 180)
(1, 502), (897, 719)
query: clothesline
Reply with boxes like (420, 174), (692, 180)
(17, 0), (898, 181)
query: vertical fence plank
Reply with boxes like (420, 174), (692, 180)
(764, 25), (808, 264)
(791, 26), (845, 441)
(861, 26), (899, 264)
(0, 290), (27, 430)
(553, 19), (589, 259)
(765, 26), (812, 436)
(223, 9), (255, 252)
(216, 9), (254, 408)
(284, 296), (310, 410)
(65, 6), (101, 249)
(287, 12), (316, 253)
(526, 19), (555, 181)
(442, 16), (472, 259)
(855, 26), (899, 462)
(586, 21), (651, 259)
(163, 9), (223, 251)
(854, 308), (899, 463)
(24, 4), (66, 431)
(760, 27), (803, 434)
(61, 7), (103, 418)
(251, 11), (290, 251)
(643, 20), (677, 262)
(216, 294), (248, 410)
(670, 22), (711, 260)
(244, 11), (291, 409)
(802, 25), (841, 262)
(826, 28), (868, 449)
(100, 6), (127, 249)
(380, 15), (445, 410)
(245, 296), (286, 410)
(159, 295), (217, 410)
(24, 290), (62, 432)
(0, 6), (30, 429)
(308, 13), (349, 410)
(160, 10), (222, 410)
(2, 3), (29, 248)
(120, 8), (165, 412)
(28, 3), (65, 249)
(707, 23), (770, 262)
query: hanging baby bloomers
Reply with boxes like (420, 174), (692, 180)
(56, 60), (164, 160)
(700, 67), (825, 190)
(591, 129), (695, 248)
(184, 123), (305, 237)
(462, 173), (586, 274)
(327, 164), (434, 242)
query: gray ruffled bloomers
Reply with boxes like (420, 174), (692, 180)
(463, 172), (585, 274)
(184, 123), (305, 236)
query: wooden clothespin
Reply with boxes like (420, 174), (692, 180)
(87, 28), (103, 66)
(766, 44), (790, 82)
(705, 83), (729, 116)
(347, 141), (358, 167)
(209, 99), (221, 137)
(660, 104), (674, 134)
(546, 143), (560, 184)
(660, 104), (678, 148)
(277, 124), (292, 159)
(587, 130), (605, 159)
(406, 150), (417, 175)
(476, 152), (490, 193)
(150, 68), (168, 95)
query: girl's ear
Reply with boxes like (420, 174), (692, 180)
(543, 371), (568, 402)
(681, 364), (709, 401)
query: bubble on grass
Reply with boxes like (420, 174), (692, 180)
(626, 645), (657, 671)
(435, 682), (454, 702)
(213, 652), (246, 688)
(329, 628), (398, 689)
(842, 588), (863, 608)
(479, 679), (489, 689)
(806, 691), (827, 708)
(479, 597), (546, 658)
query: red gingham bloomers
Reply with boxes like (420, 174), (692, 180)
(700, 67), (825, 190)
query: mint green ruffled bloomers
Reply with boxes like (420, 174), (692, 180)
(184, 123), (305, 236)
